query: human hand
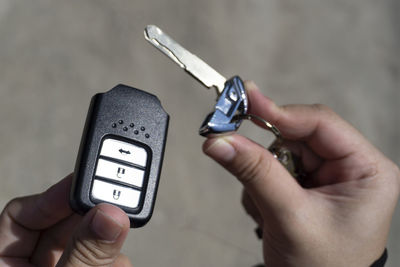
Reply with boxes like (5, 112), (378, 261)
(203, 81), (400, 267)
(0, 174), (132, 267)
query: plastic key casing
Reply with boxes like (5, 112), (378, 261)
(70, 84), (169, 228)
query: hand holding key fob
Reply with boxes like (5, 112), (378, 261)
(70, 84), (169, 228)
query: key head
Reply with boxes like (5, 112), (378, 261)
(70, 85), (169, 228)
(199, 76), (248, 136)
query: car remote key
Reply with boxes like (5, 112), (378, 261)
(70, 84), (169, 228)
(144, 25), (306, 182)
(144, 25), (248, 136)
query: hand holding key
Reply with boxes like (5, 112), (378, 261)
(204, 81), (400, 267)
(0, 174), (133, 267)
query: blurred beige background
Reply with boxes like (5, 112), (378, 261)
(0, 0), (399, 266)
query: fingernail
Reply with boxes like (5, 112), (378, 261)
(204, 137), (236, 163)
(90, 209), (123, 242)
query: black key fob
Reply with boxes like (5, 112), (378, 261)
(70, 84), (169, 228)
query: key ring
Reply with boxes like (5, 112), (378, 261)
(233, 114), (282, 141)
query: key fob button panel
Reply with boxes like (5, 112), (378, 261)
(91, 179), (141, 209)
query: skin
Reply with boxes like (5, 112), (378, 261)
(203, 81), (400, 266)
(0, 174), (133, 267)
(0, 80), (398, 266)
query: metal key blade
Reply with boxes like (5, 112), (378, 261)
(144, 25), (226, 95)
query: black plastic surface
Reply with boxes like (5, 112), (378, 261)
(70, 84), (169, 227)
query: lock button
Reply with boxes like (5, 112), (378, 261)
(91, 179), (141, 209)
(95, 158), (145, 188)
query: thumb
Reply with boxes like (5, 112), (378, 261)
(203, 134), (304, 216)
(57, 203), (130, 267)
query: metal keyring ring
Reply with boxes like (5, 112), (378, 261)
(233, 114), (282, 142)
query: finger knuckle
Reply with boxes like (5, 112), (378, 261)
(310, 104), (340, 125)
(395, 164), (400, 183)
(235, 152), (271, 186)
(114, 254), (133, 267)
(388, 162), (400, 196)
(3, 197), (24, 218)
(4, 197), (19, 211)
(68, 236), (115, 266)
(34, 196), (59, 222)
(310, 103), (333, 115)
(373, 159), (400, 202)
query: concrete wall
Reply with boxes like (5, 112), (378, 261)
(0, 1), (398, 266)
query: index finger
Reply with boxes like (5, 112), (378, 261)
(0, 174), (73, 258)
(245, 81), (371, 160)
